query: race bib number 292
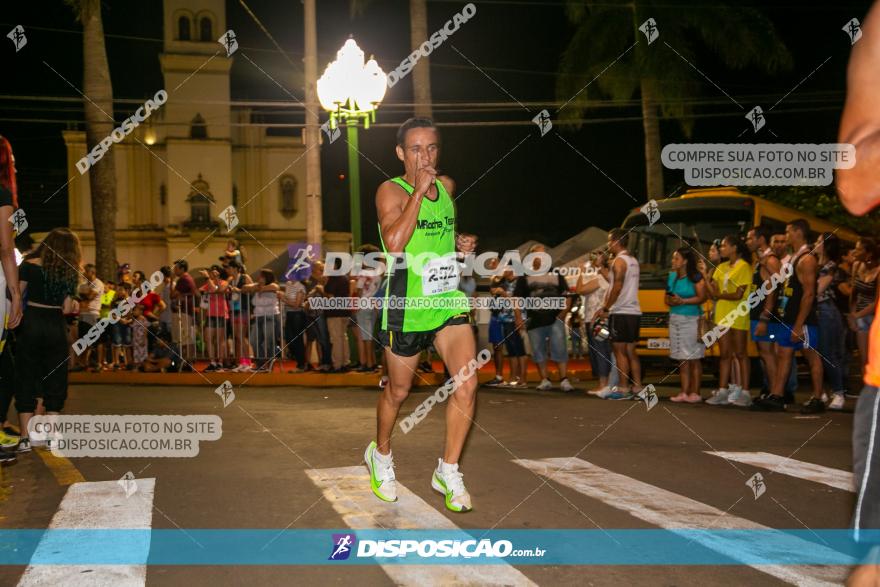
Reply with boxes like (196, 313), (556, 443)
(422, 256), (459, 296)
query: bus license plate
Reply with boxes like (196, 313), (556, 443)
(647, 338), (670, 349)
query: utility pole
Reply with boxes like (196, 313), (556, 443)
(303, 0), (323, 247)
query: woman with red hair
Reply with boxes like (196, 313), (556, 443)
(0, 136), (24, 458)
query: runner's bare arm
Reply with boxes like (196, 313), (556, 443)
(838, 2), (880, 214)
(376, 181), (423, 254)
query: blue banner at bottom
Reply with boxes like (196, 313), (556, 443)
(1, 529), (879, 565)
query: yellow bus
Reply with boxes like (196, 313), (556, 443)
(619, 187), (859, 359)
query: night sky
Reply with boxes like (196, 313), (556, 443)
(1, 0), (873, 253)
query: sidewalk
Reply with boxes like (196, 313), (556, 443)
(69, 359), (595, 387)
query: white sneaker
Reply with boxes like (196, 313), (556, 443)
(536, 379), (553, 391)
(560, 378), (574, 392)
(588, 386), (611, 396)
(705, 388), (731, 405)
(829, 394), (845, 410)
(728, 388), (752, 407)
(820, 392), (829, 404)
(364, 441), (397, 502)
(432, 459), (472, 512)
(595, 386), (619, 399)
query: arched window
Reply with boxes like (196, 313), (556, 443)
(178, 16), (191, 41)
(279, 175), (297, 218)
(199, 17), (213, 42)
(190, 114), (207, 139)
(186, 174), (215, 228)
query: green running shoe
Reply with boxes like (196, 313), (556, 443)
(364, 441), (397, 502)
(0, 431), (20, 452)
(431, 459), (472, 513)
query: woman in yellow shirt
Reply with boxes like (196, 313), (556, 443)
(706, 235), (753, 406)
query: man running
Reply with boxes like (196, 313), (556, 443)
(365, 118), (476, 513)
(745, 225), (782, 398)
(837, 4), (880, 581)
(593, 228), (642, 399)
(751, 219), (824, 413)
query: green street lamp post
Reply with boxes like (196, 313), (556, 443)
(317, 39), (387, 250)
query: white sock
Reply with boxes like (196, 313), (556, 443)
(374, 448), (392, 464)
(439, 459), (458, 473)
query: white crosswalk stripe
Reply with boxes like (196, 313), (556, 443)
(514, 457), (847, 587)
(706, 451), (854, 492)
(17, 478), (155, 587)
(305, 466), (536, 586)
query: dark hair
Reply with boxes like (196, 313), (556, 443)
(820, 232), (841, 262)
(750, 225), (772, 245)
(174, 259), (189, 272)
(160, 265), (172, 278)
(84, 263), (96, 273)
(0, 136), (17, 207)
(788, 218), (810, 239)
(210, 264), (228, 280)
(227, 260), (243, 271)
(859, 237), (879, 261)
(608, 228), (628, 248)
(723, 234), (750, 261)
(674, 247), (702, 283)
(397, 117), (437, 147)
(132, 270), (146, 283)
(258, 268), (276, 285)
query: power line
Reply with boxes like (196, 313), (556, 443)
(0, 104), (845, 129)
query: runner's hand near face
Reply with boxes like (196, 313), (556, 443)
(414, 153), (437, 197)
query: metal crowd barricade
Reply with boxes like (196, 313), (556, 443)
(170, 290), (286, 372)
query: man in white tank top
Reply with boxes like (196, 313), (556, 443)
(592, 228), (642, 399)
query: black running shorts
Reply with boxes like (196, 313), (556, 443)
(378, 313), (470, 357)
(609, 313), (640, 344)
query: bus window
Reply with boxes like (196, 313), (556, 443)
(624, 208), (752, 289)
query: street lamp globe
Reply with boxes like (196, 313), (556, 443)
(317, 38), (386, 125)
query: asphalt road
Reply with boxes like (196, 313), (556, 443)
(0, 378), (859, 586)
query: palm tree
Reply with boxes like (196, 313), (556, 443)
(351, 0), (432, 118)
(557, 1), (791, 200)
(66, 0), (117, 280)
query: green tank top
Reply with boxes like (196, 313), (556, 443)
(378, 177), (469, 332)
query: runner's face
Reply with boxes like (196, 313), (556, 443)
(397, 127), (439, 175)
